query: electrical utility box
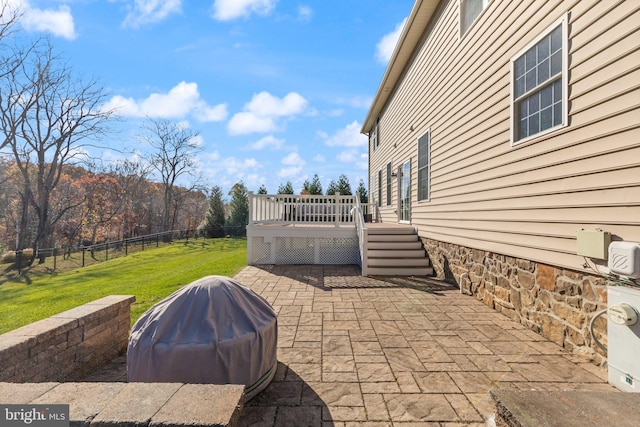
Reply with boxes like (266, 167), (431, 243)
(576, 229), (611, 259)
(608, 286), (640, 392)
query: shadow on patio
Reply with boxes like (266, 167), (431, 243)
(251, 264), (456, 295)
(234, 264), (615, 427)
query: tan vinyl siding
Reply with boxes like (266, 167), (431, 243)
(368, 0), (640, 270)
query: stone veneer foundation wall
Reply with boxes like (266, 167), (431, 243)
(0, 295), (135, 382)
(421, 238), (608, 365)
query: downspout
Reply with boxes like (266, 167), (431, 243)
(459, 272), (472, 295)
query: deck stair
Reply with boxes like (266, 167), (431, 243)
(365, 224), (433, 276)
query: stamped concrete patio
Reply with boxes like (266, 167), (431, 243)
(233, 264), (615, 427)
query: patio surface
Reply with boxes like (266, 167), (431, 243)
(83, 264), (617, 426)
(233, 264), (615, 427)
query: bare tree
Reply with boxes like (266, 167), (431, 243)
(0, 3), (25, 152)
(141, 119), (202, 232)
(111, 159), (151, 238)
(0, 2), (21, 41)
(0, 40), (114, 261)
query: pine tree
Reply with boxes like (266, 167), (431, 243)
(326, 180), (337, 196)
(226, 182), (249, 234)
(356, 179), (368, 203)
(308, 174), (323, 195)
(257, 184), (268, 194)
(277, 181), (294, 194)
(201, 186), (225, 237)
(335, 174), (352, 195)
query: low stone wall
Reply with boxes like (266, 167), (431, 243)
(0, 295), (136, 382)
(0, 382), (245, 427)
(422, 238), (608, 365)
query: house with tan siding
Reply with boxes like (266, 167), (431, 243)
(362, 0), (640, 364)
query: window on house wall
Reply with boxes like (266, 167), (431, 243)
(377, 170), (382, 207)
(512, 16), (567, 144)
(460, 0), (490, 35)
(386, 162), (392, 206)
(371, 118), (380, 151)
(370, 174), (377, 206)
(417, 131), (430, 201)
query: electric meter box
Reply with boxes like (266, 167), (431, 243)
(608, 286), (640, 392)
(608, 241), (640, 278)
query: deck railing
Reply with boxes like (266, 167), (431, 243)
(353, 192), (368, 276)
(249, 192), (360, 227)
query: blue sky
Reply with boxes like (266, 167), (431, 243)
(7, 0), (413, 194)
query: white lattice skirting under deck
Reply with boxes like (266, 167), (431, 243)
(247, 227), (360, 265)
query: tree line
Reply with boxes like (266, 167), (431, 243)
(0, 158), (208, 256)
(197, 174), (369, 238)
(258, 173), (368, 202)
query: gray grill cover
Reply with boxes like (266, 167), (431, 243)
(127, 276), (277, 400)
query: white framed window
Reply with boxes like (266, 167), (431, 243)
(417, 130), (430, 201)
(386, 162), (392, 206)
(511, 15), (568, 145)
(377, 170), (382, 207)
(371, 118), (380, 151)
(370, 173), (377, 206)
(460, 0), (490, 36)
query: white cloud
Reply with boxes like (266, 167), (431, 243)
(244, 173), (265, 189)
(227, 112), (274, 134)
(335, 95), (373, 109)
(336, 150), (368, 170)
(122, 0), (182, 28)
(278, 166), (303, 178)
(13, 0), (77, 40)
(212, 0), (277, 21)
(281, 152), (304, 166)
(313, 154), (325, 162)
(297, 5), (312, 21)
(337, 149), (357, 163)
(103, 81), (228, 122)
(228, 91), (308, 135)
(194, 104), (228, 122)
(198, 153), (264, 189)
(375, 17), (407, 64)
(204, 150), (221, 161)
(277, 151), (304, 178)
(322, 121), (367, 147)
(250, 135), (285, 150)
(223, 157), (259, 174)
(246, 91), (307, 116)
(190, 134), (205, 148)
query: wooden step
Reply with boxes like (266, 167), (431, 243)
(362, 223), (432, 277)
(368, 257), (430, 267)
(366, 227), (416, 235)
(367, 234), (419, 242)
(367, 241), (423, 250)
(368, 249), (426, 258)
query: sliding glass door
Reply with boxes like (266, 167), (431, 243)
(398, 160), (411, 223)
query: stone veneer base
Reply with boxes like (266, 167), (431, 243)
(421, 237), (609, 365)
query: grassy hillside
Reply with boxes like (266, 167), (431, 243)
(0, 238), (247, 334)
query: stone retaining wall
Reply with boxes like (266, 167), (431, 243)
(0, 295), (136, 382)
(422, 238), (608, 365)
(0, 382), (245, 427)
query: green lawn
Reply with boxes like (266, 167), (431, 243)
(0, 238), (247, 334)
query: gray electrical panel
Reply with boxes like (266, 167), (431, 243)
(608, 286), (640, 392)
